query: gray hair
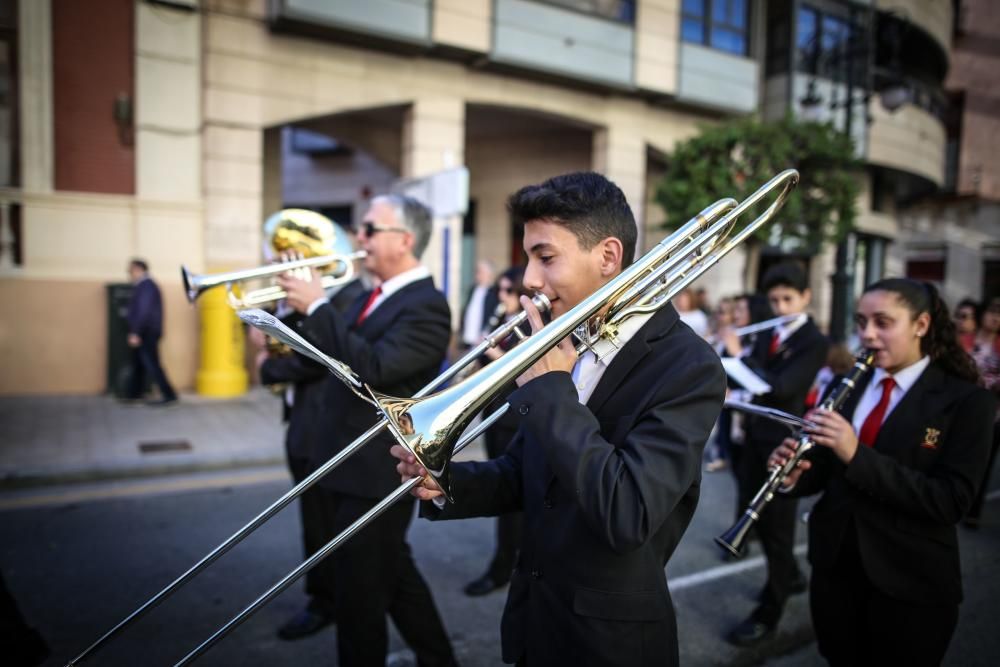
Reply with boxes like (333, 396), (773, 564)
(373, 194), (433, 259)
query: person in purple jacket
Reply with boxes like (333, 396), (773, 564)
(125, 258), (177, 405)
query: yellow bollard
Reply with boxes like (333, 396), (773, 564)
(195, 285), (248, 396)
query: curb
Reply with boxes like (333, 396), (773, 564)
(0, 455), (287, 491)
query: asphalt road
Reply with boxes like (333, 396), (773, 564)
(2, 459), (998, 667)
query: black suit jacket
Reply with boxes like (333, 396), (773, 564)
(127, 278), (164, 341)
(425, 305), (726, 666)
(261, 279), (366, 461)
(743, 317), (829, 447)
(302, 276), (451, 498)
(789, 362), (996, 604)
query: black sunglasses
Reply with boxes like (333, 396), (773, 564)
(356, 221), (410, 237)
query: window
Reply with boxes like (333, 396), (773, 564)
(0, 0), (17, 187)
(905, 259), (945, 283)
(534, 0), (636, 23)
(797, 5), (864, 83)
(681, 0), (749, 56)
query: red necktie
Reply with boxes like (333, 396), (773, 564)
(805, 385), (819, 409)
(768, 331), (781, 357)
(355, 286), (382, 325)
(858, 377), (896, 447)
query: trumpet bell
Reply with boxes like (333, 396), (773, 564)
(181, 264), (199, 302)
(263, 208), (344, 261)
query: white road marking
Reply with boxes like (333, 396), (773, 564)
(669, 544), (808, 591)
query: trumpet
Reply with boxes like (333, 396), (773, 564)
(715, 349), (877, 557)
(180, 209), (366, 309)
(69, 170), (799, 666)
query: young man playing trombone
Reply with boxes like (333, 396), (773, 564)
(393, 172), (727, 667)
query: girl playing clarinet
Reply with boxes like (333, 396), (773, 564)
(772, 278), (995, 666)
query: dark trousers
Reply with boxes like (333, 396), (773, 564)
(967, 421), (1000, 521)
(288, 456), (337, 616)
(127, 338), (176, 400)
(711, 409), (733, 462)
(738, 439), (801, 623)
(811, 530), (958, 666)
(484, 425), (522, 583)
(319, 489), (455, 667)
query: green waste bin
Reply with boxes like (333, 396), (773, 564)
(106, 282), (139, 397)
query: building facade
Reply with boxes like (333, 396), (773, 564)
(892, 0), (1000, 307)
(0, 0), (958, 394)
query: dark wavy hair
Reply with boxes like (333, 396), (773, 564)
(955, 297), (983, 328)
(761, 261), (809, 293)
(507, 172), (638, 268)
(864, 278), (979, 383)
(739, 292), (773, 325)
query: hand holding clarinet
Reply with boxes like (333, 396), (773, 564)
(716, 349), (876, 555)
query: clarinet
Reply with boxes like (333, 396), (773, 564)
(715, 349), (877, 556)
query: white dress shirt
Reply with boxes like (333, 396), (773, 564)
(571, 311), (655, 405)
(462, 285), (489, 345)
(850, 355), (930, 435)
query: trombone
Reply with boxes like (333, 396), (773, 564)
(180, 208), (366, 309)
(70, 169), (799, 666)
(67, 291), (552, 667)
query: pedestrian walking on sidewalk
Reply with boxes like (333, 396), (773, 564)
(125, 258), (177, 406)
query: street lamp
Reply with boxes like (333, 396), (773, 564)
(797, 5), (909, 342)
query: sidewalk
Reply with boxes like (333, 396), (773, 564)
(0, 389), (285, 486)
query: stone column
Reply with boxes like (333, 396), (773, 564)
(592, 120), (647, 254)
(19, 0), (53, 194)
(401, 98), (466, 323)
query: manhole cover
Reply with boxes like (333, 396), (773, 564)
(138, 440), (193, 454)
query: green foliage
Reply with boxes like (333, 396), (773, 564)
(654, 115), (862, 253)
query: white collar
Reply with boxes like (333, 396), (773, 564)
(378, 265), (430, 298)
(776, 313), (808, 341)
(871, 355), (931, 393)
(585, 311), (656, 367)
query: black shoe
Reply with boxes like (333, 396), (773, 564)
(726, 615), (776, 647)
(146, 397), (178, 407)
(463, 573), (507, 597)
(277, 609), (334, 640)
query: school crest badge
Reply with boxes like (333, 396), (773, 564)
(920, 427), (941, 450)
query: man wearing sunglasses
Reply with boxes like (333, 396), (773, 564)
(277, 194), (457, 667)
